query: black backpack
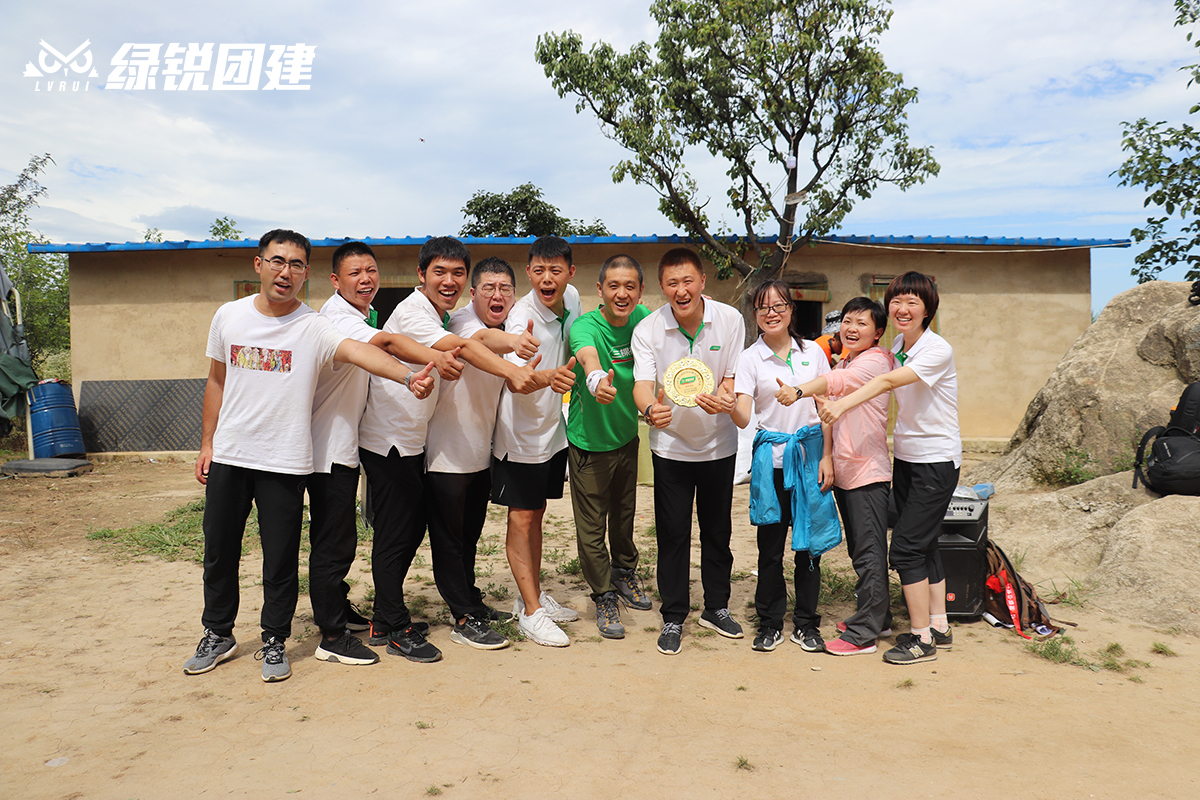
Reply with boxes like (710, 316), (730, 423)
(1133, 382), (1200, 496)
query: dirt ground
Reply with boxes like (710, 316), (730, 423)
(1, 459), (1198, 799)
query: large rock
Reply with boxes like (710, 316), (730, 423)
(1088, 494), (1200, 630)
(971, 282), (1196, 490)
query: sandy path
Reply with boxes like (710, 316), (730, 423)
(1, 461), (1197, 799)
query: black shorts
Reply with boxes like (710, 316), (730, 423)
(491, 448), (568, 509)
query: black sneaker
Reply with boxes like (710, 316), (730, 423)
(791, 626), (825, 653)
(315, 631), (380, 665)
(611, 567), (653, 611)
(931, 626), (953, 650)
(450, 616), (510, 650)
(387, 625), (443, 663)
(369, 620), (429, 646)
(345, 602), (371, 632)
(883, 633), (938, 665)
(751, 627), (783, 652)
(473, 603), (514, 623)
(698, 608), (744, 639)
(657, 622), (683, 655)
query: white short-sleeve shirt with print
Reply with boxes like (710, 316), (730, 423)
(892, 328), (962, 467)
(205, 295), (345, 475)
(310, 292), (380, 473)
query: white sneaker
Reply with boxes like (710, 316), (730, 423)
(518, 608), (570, 647)
(512, 591), (579, 623)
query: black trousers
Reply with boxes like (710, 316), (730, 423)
(755, 468), (822, 632)
(306, 464), (361, 637)
(652, 452), (735, 624)
(424, 468), (491, 621)
(889, 459), (958, 585)
(201, 462), (306, 642)
(834, 481), (892, 645)
(359, 446), (426, 632)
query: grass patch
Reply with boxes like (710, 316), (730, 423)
(408, 595), (429, 618)
(1036, 445), (1096, 487)
(1044, 575), (1094, 608)
(735, 756), (753, 771)
(818, 565), (858, 605)
(1026, 635), (1095, 669)
(485, 582), (510, 601)
(896, 678), (915, 689)
(86, 498), (245, 563)
(1151, 641), (1178, 657)
(556, 557), (582, 576)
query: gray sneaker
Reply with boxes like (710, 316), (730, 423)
(595, 591), (626, 639)
(611, 567), (653, 611)
(255, 637), (291, 682)
(183, 629), (237, 675)
(450, 616), (510, 650)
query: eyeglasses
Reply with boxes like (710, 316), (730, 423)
(754, 302), (790, 316)
(261, 256), (308, 274)
(476, 284), (514, 297)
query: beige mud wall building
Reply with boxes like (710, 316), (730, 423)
(41, 234), (1125, 454)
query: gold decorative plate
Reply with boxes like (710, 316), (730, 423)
(663, 357), (714, 407)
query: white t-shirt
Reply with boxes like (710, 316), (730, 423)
(734, 335), (829, 468)
(310, 292), (379, 473)
(357, 289), (452, 458)
(493, 284), (582, 464)
(205, 295), (345, 475)
(892, 328), (962, 467)
(425, 303), (507, 474)
(631, 298), (745, 461)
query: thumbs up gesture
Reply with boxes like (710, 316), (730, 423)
(647, 388), (672, 429)
(514, 318), (540, 360)
(434, 346), (464, 381)
(595, 369), (617, 405)
(551, 356), (577, 394)
(775, 377), (800, 406)
(407, 362), (436, 400)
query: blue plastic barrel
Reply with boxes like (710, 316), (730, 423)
(29, 382), (86, 458)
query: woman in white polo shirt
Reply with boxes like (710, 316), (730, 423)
(815, 272), (961, 665)
(731, 280), (839, 654)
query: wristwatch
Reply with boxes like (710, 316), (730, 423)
(795, 385), (804, 399)
(403, 370), (413, 389)
(643, 403), (654, 424)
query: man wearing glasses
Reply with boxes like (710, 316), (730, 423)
(185, 229), (436, 683)
(357, 238), (543, 664)
(424, 256), (541, 650)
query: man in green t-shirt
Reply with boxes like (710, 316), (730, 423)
(567, 254), (653, 640)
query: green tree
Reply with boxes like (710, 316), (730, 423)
(534, 0), (938, 286)
(460, 183), (611, 238)
(1114, 0), (1200, 283)
(143, 227), (164, 242)
(0, 153), (70, 365)
(209, 216), (243, 240)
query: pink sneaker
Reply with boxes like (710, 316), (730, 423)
(837, 620), (892, 637)
(825, 637), (878, 656)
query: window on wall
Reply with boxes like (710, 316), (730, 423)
(789, 281), (830, 340)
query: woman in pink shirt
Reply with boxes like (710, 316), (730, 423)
(789, 297), (892, 655)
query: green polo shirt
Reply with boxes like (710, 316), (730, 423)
(567, 304), (650, 452)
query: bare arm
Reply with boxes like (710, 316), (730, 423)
(473, 318), (540, 360)
(818, 421), (834, 491)
(731, 393), (753, 429)
(633, 379), (671, 429)
(334, 338), (435, 398)
(695, 375), (736, 416)
(196, 358), (226, 485)
(371, 331), (463, 382)
(574, 344), (616, 404)
(816, 365), (920, 424)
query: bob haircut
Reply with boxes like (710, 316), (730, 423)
(840, 296), (887, 338)
(883, 271), (938, 330)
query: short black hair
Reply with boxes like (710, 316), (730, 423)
(258, 229), (311, 261)
(472, 256), (515, 288)
(529, 235), (572, 265)
(884, 272), (939, 329)
(599, 254), (643, 286)
(657, 247), (703, 282)
(418, 236), (471, 273)
(840, 296), (887, 336)
(331, 241), (376, 275)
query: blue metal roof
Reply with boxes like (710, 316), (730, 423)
(28, 233), (1130, 254)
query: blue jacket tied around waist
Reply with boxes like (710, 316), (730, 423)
(749, 425), (842, 556)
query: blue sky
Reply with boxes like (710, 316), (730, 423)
(1, 0), (1196, 314)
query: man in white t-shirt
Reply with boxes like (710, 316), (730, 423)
(308, 241), (466, 667)
(183, 229), (435, 684)
(358, 237), (542, 664)
(492, 236), (582, 647)
(425, 256), (542, 651)
(631, 247), (746, 656)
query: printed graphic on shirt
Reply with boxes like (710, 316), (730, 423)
(610, 343), (633, 364)
(230, 344), (292, 372)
